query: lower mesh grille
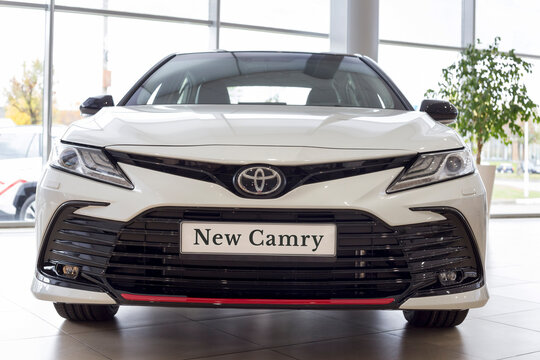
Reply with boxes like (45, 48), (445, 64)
(39, 204), (480, 302)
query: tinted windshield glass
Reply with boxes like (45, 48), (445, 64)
(125, 52), (406, 110)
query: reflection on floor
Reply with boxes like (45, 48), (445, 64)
(1, 219), (540, 360)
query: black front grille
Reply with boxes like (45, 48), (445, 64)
(107, 150), (416, 199)
(39, 203), (481, 304)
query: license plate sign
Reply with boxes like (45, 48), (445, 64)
(180, 222), (336, 256)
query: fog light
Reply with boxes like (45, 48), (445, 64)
(438, 270), (461, 286)
(61, 264), (80, 279)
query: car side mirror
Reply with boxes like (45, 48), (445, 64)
(420, 99), (458, 125)
(80, 95), (114, 116)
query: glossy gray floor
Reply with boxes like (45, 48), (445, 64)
(1, 219), (540, 360)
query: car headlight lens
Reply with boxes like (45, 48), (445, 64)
(50, 142), (133, 189)
(387, 149), (475, 193)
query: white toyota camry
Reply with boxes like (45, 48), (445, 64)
(32, 51), (488, 327)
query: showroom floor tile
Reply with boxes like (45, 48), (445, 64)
(486, 308), (540, 332)
(193, 349), (296, 360)
(275, 332), (481, 360)
(388, 318), (540, 360)
(69, 321), (261, 360)
(0, 335), (110, 360)
(1, 219), (540, 360)
(200, 310), (377, 347)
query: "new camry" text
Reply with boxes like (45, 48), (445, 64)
(192, 228), (325, 252)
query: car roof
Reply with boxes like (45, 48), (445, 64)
(172, 50), (365, 58)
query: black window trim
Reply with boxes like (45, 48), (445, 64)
(117, 53), (177, 106)
(359, 56), (414, 111)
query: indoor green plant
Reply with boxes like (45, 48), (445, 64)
(426, 38), (539, 206)
(427, 37), (539, 164)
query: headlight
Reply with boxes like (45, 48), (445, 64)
(50, 142), (134, 189)
(387, 149), (475, 193)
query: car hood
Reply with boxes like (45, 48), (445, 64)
(63, 105), (464, 153)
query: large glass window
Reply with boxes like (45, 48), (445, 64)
(6, 0), (539, 223)
(0, 7), (45, 223)
(476, 0), (540, 55)
(524, 59), (540, 106)
(378, 44), (460, 108)
(380, 42), (540, 215)
(221, 0), (330, 33)
(220, 28), (329, 53)
(1, 0), (334, 226)
(489, 57), (540, 215)
(55, 0), (209, 20)
(380, 0), (462, 47)
(53, 12), (210, 125)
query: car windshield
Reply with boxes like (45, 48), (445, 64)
(125, 52), (406, 110)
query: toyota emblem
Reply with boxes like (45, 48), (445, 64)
(234, 165), (285, 197)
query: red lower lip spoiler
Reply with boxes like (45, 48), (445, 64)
(121, 293), (395, 306)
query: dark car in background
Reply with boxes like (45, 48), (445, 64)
(496, 163), (514, 174)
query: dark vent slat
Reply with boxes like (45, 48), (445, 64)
(138, 217), (182, 224)
(106, 262), (408, 275)
(110, 251), (406, 263)
(103, 272), (412, 287)
(337, 243), (402, 250)
(110, 282), (408, 297)
(116, 240), (178, 247)
(49, 250), (109, 266)
(120, 229), (179, 236)
(336, 233), (398, 241)
(62, 218), (122, 233)
(79, 265), (108, 276)
(57, 230), (117, 245)
(406, 247), (465, 261)
(409, 257), (469, 271)
(395, 227), (457, 239)
(52, 239), (114, 256)
(401, 236), (461, 250)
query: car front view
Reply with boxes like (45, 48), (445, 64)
(32, 51), (488, 327)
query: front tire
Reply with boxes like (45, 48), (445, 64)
(53, 303), (119, 321)
(17, 194), (36, 221)
(403, 309), (469, 328)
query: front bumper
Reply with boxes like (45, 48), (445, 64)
(31, 274), (488, 310)
(33, 162), (488, 310)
